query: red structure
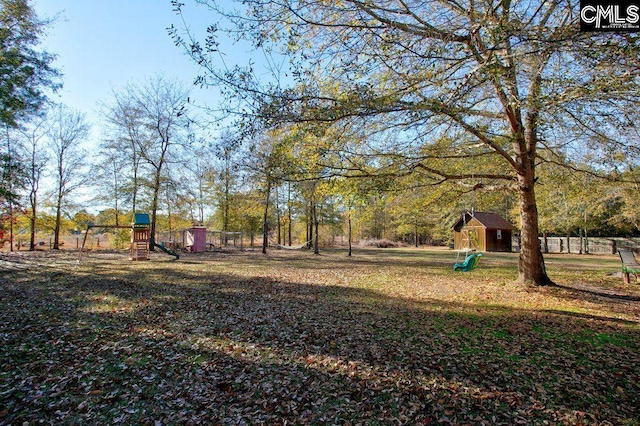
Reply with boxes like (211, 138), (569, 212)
(184, 226), (207, 252)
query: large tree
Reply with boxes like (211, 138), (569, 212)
(21, 115), (48, 250)
(183, 140), (216, 225)
(0, 0), (58, 248)
(125, 75), (190, 249)
(48, 105), (90, 250)
(212, 131), (241, 232)
(0, 0), (59, 127)
(176, 0), (640, 285)
(0, 125), (25, 249)
(94, 143), (127, 226)
(100, 88), (148, 218)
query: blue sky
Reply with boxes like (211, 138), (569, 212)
(32, 1), (227, 139)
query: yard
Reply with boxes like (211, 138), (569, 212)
(1, 248), (639, 424)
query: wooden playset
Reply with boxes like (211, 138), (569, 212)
(130, 213), (151, 261)
(78, 213), (178, 261)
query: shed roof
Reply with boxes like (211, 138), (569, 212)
(452, 211), (516, 231)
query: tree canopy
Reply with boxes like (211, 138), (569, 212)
(0, 0), (59, 127)
(172, 0), (640, 285)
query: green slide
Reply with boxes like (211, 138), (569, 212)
(152, 242), (180, 260)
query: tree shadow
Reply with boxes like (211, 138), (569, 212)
(542, 309), (638, 325)
(554, 283), (640, 303)
(1, 260), (639, 424)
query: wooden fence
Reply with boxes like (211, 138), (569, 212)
(3, 233), (123, 251)
(522, 237), (640, 254)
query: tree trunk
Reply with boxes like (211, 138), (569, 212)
(28, 142), (40, 251)
(307, 201), (313, 249)
(29, 202), (36, 251)
(5, 127), (14, 252)
(517, 172), (553, 286)
(53, 194), (63, 250)
(288, 182), (292, 246)
(313, 200), (319, 255)
(53, 142), (64, 251)
(131, 140), (138, 221)
(9, 198), (14, 252)
(262, 179), (271, 254)
(579, 228), (584, 254)
(275, 186), (281, 245)
(584, 228), (589, 254)
(166, 187), (173, 236)
(149, 173), (161, 251)
(348, 211), (352, 257)
(113, 160), (120, 227)
(223, 168), (230, 232)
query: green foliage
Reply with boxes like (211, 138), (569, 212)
(94, 208), (123, 226)
(175, 0), (640, 285)
(0, 150), (26, 206)
(35, 210), (70, 235)
(156, 213), (192, 233)
(0, 0), (60, 127)
(72, 209), (94, 232)
(112, 228), (129, 249)
(536, 161), (637, 236)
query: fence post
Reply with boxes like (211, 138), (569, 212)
(611, 240), (616, 255)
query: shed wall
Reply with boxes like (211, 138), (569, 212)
(454, 217), (514, 252)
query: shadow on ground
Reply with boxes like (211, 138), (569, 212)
(1, 251), (638, 424)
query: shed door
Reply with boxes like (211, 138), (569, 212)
(460, 228), (480, 251)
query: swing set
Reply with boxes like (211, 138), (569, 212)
(453, 177), (484, 272)
(453, 209), (483, 271)
(77, 213), (179, 262)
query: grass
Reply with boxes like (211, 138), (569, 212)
(1, 247), (639, 424)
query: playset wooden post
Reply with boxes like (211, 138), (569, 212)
(130, 213), (150, 261)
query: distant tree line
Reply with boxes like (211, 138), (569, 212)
(1, 0), (640, 289)
(170, 0), (640, 285)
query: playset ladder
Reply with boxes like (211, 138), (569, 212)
(130, 214), (151, 261)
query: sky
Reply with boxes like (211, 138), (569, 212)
(31, 0), (227, 142)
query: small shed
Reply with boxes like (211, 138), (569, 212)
(452, 211), (515, 252)
(183, 226), (207, 252)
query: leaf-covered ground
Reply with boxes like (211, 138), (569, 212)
(1, 248), (639, 425)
